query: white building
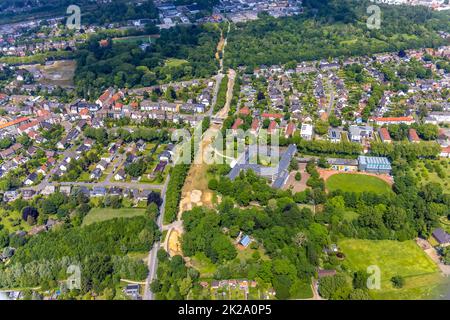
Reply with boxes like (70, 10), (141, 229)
(300, 124), (313, 141)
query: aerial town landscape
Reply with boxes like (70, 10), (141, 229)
(0, 0), (449, 306)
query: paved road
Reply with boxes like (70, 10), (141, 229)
(143, 173), (171, 300)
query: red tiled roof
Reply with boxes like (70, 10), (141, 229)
(268, 120), (278, 133)
(251, 119), (259, 131)
(98, 90), (111, 103)
(239, 106), (251, 116)
(262, 113), (283, 119)
(99, 39), (109, 47)
(27, 130), (38, 139)
(18, 120), (39, 132)
(231, 118), (244, 130)
(409, 128), (420, 142)
(0, 117), (29, 130)
(379, 127), (391, 141)
(285, 122), (296, 136)
(37, 109), (50, 117)
(372, 116), (414, 122)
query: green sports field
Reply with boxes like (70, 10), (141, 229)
(339, 239), (448, 300)
(326, 173), (392, 194)
(82, 208), (146, 226)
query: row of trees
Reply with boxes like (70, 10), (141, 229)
(370, 141), (441, 162)
(214, 75), (228, 112)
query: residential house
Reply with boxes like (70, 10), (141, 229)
(300, 124), (313, 141)
(285, 122), (296, 138)
(379, 127), (392, 143)
(91, 187), (107, 197)
(231, 118), (244, 133)
(21, 189), (36, 200)
(59, 185), (72, 196)
(159, 151), (172, 163)
(408, 128), (421, 143)
(124, 284), (140, 299)
(96, 160), (108, 171)
(114, 169), (126, 181)
(349, 125), (374, 143)
(3, 190), (19, 202)
(328, 128), (342, 143)
(432, 228), (450, 247)
(250, 119), (260, 135)
(24, 172), (38, 186)
(372, 116), (415, 126)
(41, 185), (56, 196)
(268, 120), (278, 134)
(90, 168), (102, 180)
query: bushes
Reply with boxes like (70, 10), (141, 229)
(370, 141), (441, 161)
(289, 138), (362, 157)
(214, 75), (229, 113)
(391, 275), (405, 288)
(21, 207), (39, 223)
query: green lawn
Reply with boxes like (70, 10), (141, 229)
(112, 35), (154, 44)
(326, 174), (392, 194)
(339, 239), (448, 300)
(0, 209), (31, 233)
(190, 252), (218, 278)
(164, 58), (188, 67)
(290, 279), (313, 299)
(412, 159), (450, 194)
(236, 246), (270, 262)
(82, 208), (146, 226)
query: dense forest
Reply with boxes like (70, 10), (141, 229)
(0, 216), (159, 293)
(74, 24), (220, 100)
(224, 0), (450, 69)
(0, 0), (157, 25)
(82, 0), (159, 26)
